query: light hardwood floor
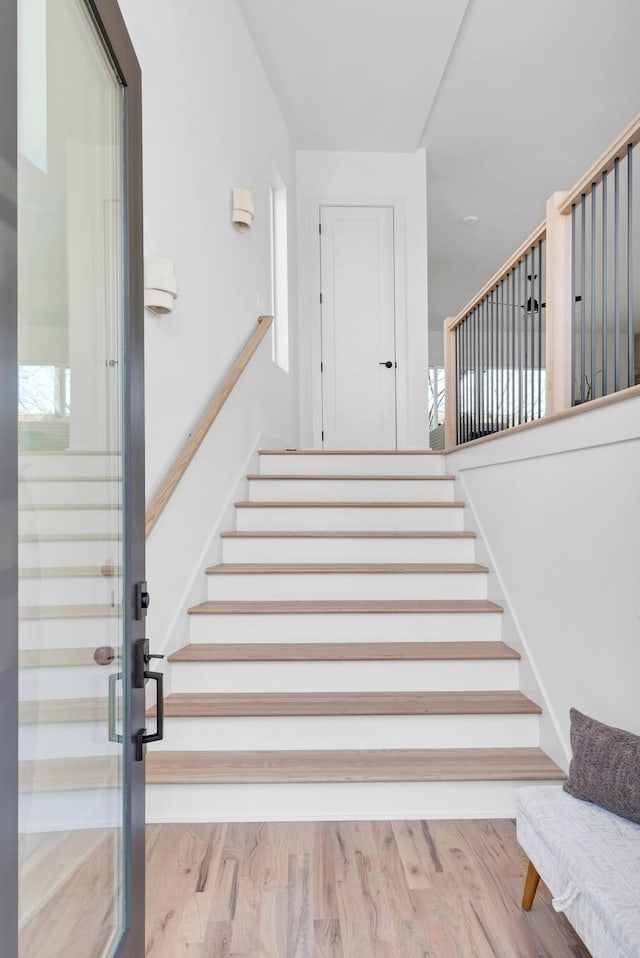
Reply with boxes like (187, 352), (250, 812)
(145, 820), (591, 958)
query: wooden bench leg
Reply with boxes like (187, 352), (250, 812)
(521, 860), (541, 911)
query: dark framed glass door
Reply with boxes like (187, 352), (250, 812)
(1, 0), (145, 954)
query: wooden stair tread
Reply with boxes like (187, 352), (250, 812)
(19, 698), (111, 724)
(169, 641), (520, 663)
(259, 450), (444, 455)
(19, 566), (121, 578)
(221, 531), (476, 539)
(188, 599), (503, 615)
(235, 500), (465, 508)
(247, 474), (456, 481)
(19, 533), (122, 542)
(19, 604), (120, 620)
(205, 562), (487, 575)
(19, 503), (120, 511)
(151, 690), (540, 718)
(20, 647), (116, 668)
(146, 748), (565, 784)
(19, 756), (119, 792)
(19, 476), (120, 482)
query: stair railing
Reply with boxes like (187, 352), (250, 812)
(145, 315), (273, 536)
(444, 113), (640, 448)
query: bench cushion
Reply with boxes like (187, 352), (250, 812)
(516, 785), (640, 958)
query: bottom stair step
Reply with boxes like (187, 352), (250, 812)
(146, 748), (565, 785)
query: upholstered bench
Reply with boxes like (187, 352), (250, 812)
(516, 785), (640, 958)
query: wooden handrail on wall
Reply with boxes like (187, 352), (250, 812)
(145, 315), (273, 537)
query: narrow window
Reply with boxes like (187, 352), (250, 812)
(270, 178), (289, 372)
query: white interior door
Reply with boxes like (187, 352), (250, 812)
(320, 206), (397, 449)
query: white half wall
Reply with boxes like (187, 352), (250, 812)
(296, 150), (429, 449)
(447, 394), (640, 760)
(118, 0), (299, 501)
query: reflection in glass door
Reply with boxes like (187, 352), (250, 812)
(15, 0), (144, 955)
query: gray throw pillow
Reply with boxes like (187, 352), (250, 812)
(564, 708), (640, 824)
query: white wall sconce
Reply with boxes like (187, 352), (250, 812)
(144, 256), (178, 315)
(232, 187), (254, 231)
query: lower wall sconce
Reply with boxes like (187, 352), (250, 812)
(232, 187), (254, 231)
(144, 256), (178, 314)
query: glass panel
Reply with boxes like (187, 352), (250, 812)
(17, 0), (126, 955)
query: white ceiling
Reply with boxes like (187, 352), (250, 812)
(237, 0), (640, 331)
(236, 0), (470, 152)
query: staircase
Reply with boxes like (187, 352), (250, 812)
(147, 450), (564, 821)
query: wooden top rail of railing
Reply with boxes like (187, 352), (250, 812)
(449, 219), (547, 331)
(145, 315), (273, 537)
(558, 112), (640, 214)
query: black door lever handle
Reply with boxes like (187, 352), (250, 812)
(379, 361), (394, 368)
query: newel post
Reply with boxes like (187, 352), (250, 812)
(545, 191), (573, 415)
(444, 315), (458, 448)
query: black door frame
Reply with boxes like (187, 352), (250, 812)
(0, 1), (146, 954)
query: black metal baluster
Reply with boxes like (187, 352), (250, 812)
(627, 143), (634, 389)
(511, 267), (516, 427)
(538, 239), (543, 418)
(571, 204), (577, 405)
(615, 157), (620, 391)
(602, 171), (608, 396)
(523, 251), (529, 421)
(591, 185), (597, 399)
(580, 193), (586, 401)
(455, 324), (460, 444)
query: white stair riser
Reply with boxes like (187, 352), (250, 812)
(19, 538), (122, 568)
(248, 478), (455, 503)
(258, 454), (446, 477)
(236, 505), (465, 533)
(170, 659), (519, 693)
(19, 666), (116, 702)
(189, 611), (503, 644)
(19, 790), (122, 832)
(20, 576), (122, 606)
(147, 779), (553, 824)
(222, 535), (476, 565)
(19, 617), (121, 650)
(20, 722), (117, 759)
(158, 713), (539, 752)
(18, 453), (121, 479)
(206, 571), (487, 602)
(18, 480), (120, 506)
(19, 509), (121, 536)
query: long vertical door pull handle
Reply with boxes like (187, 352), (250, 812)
(108, 671), (123, 744)
(135, 669), (164, 762)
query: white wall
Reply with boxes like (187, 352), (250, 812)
(447, 394), (640, 761)
(119, 0), (298, 652)
(296, 150), (429, 448)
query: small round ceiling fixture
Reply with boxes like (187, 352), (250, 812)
(461, 215), (480, 226)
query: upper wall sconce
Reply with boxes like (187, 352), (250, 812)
(144, 256), (178, 315)
(232, 187), (255, 232)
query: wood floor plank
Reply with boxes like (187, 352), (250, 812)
(205, 562), (488, 575)
(21, 820), (590, 957)
(146, 748), (564, 784)
(152, 690), (541, 719)
(168, 641), (519, 663)
(188, 599), (504, 616)
(287, 852), (313, 958)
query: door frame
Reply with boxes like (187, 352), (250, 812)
(0, 1), (146, 954)
(301, 194), (417, 450)
(318, 204), (399, 450)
